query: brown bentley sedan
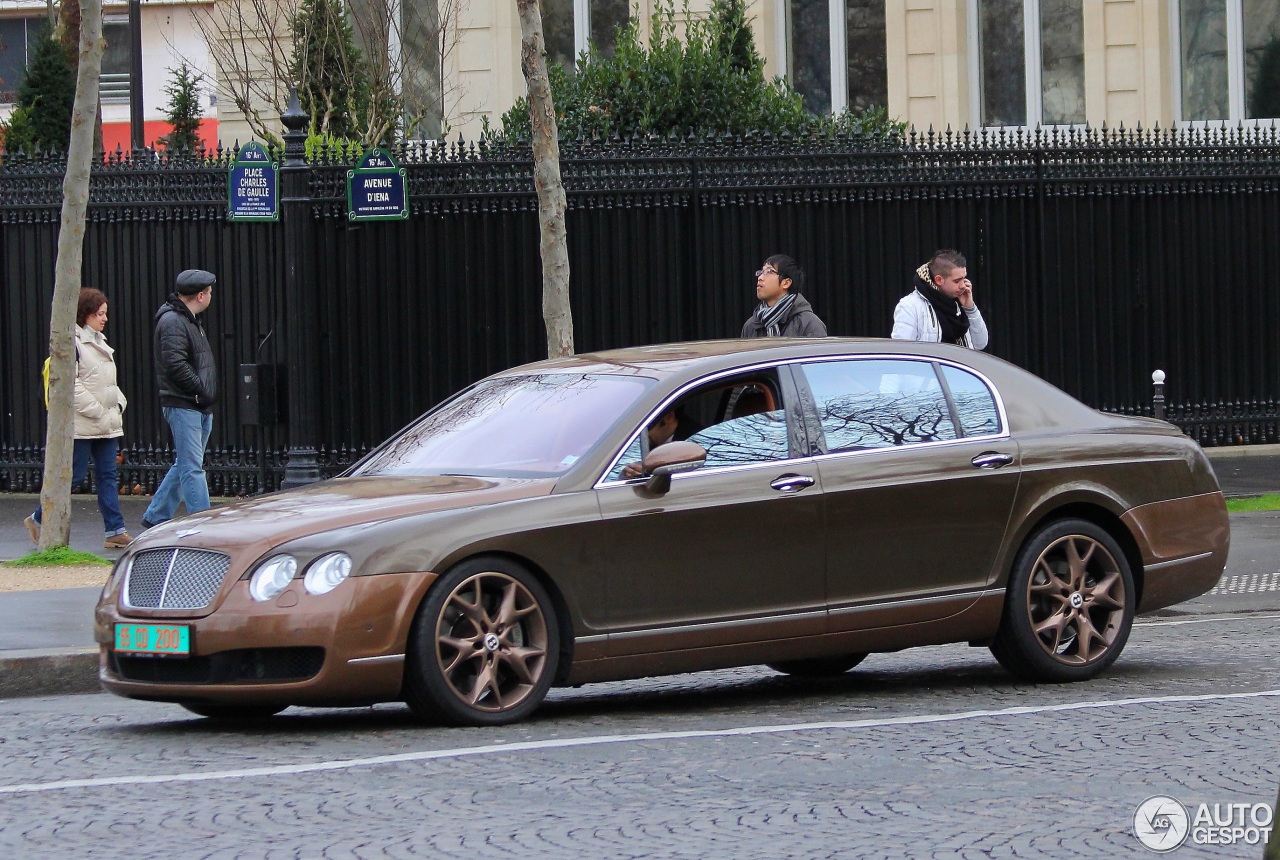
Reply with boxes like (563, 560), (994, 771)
(94, 339), (1229, 725)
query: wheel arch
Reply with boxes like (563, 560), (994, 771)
(1009, 502), (1145, 607)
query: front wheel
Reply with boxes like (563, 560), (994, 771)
(404, 558), (560, 726)
(990, 518), (1135, 683)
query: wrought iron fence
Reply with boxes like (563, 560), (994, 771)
(2, 124), (1278, 495)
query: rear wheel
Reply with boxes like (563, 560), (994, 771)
(180, 703), (286, 721)
(404, 558), (560, 726)
(990, 518), (1134, 682)
(766, 653), (867, 677)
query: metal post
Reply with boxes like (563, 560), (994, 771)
(1152, 369), (1166, 421)
(279, 90), (321, 490)
(129, 0), (144, 151)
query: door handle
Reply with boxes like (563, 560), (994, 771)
(770, 474), (816, 493)
(971, 452), (1015, 469)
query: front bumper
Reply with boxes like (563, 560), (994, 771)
(95, 569), (437, 707)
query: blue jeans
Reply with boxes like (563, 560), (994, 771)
(144, 407), (213, 524)
(34, 437), (127, 536)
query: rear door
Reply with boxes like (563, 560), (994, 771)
(796, 357), (1020, 632)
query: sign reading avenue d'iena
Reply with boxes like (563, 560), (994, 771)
(347, 148), (409, 221)
(227, 142), (279, 222)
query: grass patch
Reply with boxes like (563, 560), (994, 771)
(2, 546), (112, 567)
(1226, 494), (1280, 513)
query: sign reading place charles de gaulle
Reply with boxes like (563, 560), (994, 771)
(347, 148), (409, 222)
(227, 142), (279, 222)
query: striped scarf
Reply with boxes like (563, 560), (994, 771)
(754, 293), (797, 336)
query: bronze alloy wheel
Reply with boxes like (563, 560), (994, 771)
(990, 518), (1135, 683)
(405, 558), (560, 726)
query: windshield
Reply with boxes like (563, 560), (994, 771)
(351, 373), (655, 478)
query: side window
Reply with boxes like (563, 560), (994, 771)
(800, 359), (957, 451)
(686, 409), (789, 469)
(603, 377), (791, 481)
(940, 366), (1002, 437)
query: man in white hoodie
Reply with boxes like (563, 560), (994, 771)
(891, 249), (988, 350)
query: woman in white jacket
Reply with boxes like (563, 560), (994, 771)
(25, 288), (134, 548)
(891, 251), (988, 350)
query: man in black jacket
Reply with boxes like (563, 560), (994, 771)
(141, 269), (218, 528)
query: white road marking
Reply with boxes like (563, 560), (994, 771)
(3, 689), (1279, 795)
(1137, 613), (1280, 627)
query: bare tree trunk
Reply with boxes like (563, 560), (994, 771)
(514, 0), (573, 358)
(58, 0), (104, 152)
(39, 0), (104, 551)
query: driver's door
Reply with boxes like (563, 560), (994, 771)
(592, 371), (826, 657)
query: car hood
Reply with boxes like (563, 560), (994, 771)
(129, 475), (560, 556)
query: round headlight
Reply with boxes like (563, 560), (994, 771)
(304, 552), (352, 595)
(248, 554), (297, 602)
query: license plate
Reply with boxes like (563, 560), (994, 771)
(114, 623), (190, 656)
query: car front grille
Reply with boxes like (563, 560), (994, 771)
(111, 647), (326, 685)
(125, 548), (232, 610)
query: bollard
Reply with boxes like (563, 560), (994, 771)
(1152, 369), (1166, 421)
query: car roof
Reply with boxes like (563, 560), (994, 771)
(494, 337), (1003, 382)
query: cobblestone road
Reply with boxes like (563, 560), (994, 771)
(1, 613), (1277, 859)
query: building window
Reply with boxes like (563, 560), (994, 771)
(542, 0), (629, 70)
(972, 0), (1084, 128)
(844, 0), (888, 114)
(788, 0), (830, 113)
(0, 17), (50, 104)
(1178, 0), (1280, 121)
(99, 19), (132, 103)
(784, 0), (887, 115)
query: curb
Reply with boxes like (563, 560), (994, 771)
(0, 648), (100, 699)
(1204, 444), (1280, 459)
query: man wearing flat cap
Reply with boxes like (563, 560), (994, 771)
(142, 269), (218, 528)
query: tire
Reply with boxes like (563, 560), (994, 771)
(404, 557), (560, 727)
(180, 703), (286, 721)
(766, 653), (867, 677)
(990, 518), (1135, 683)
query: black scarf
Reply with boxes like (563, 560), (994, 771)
(913, 263), (969, 345)
(754, 292), (797, 336)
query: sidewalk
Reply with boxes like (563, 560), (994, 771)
(1, 444), (1278, 699)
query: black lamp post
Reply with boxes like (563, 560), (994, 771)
(129, 0), (143, 151)
(279, 90), (322, 489)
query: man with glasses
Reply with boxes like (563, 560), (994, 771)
(740, 254), (828, 338)
(141, 269), (219, 529)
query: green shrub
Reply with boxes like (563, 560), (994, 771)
(158, 61), (207, 153)
(291, 0), (375, 142)
(3, 37), (76, 154)
(488, 0), (904, 143)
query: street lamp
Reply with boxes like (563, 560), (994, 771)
(129, 0), (143, 151)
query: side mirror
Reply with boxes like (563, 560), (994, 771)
(642, 441), (706, 495)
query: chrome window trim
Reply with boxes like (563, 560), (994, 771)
(594, 353), (1010, 488)
(796, 352), (1009, 443)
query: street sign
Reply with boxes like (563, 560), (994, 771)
(227, 142), (279, 222)
(347, 148), (409, 221)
